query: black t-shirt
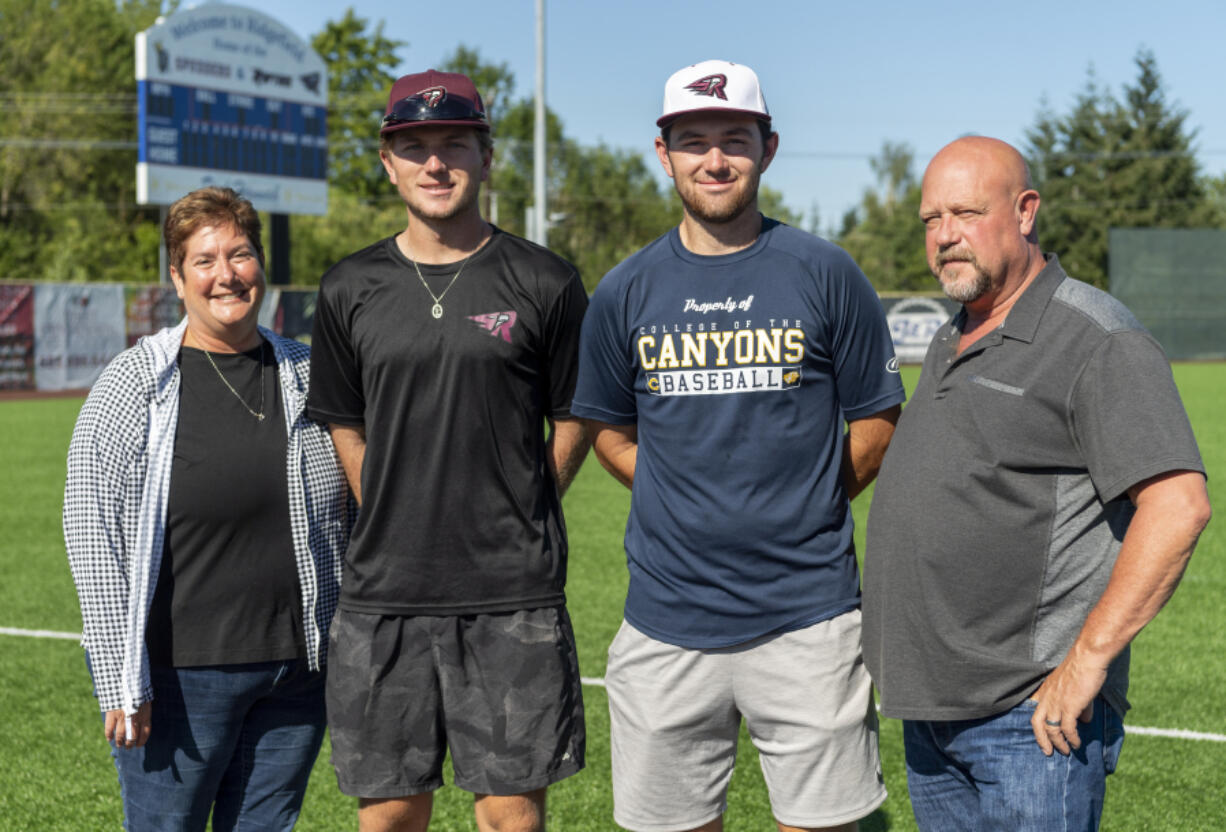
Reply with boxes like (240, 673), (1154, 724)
(146, 343), (304, 666)
(307, 228), (587, 615)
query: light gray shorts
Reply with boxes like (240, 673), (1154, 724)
(606, 609), (886, 832)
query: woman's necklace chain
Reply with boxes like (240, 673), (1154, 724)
(202, 339), (266, 421)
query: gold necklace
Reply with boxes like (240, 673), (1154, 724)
(201, 339), (266, 421)
(407, 245), (477, 319)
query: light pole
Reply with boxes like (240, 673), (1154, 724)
(532, 0), (547, 245)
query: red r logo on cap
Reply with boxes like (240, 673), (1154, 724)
(684, 74), (728, 100)
(418, 86), (446, 107)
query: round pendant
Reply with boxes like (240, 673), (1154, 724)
(431, 303), (444, 319)
(257, 413), (265, 421)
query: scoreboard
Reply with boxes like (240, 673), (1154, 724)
(136, 4), (328, 215)
(139, 82), (327, 179)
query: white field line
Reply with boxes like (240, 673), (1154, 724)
(1126, 725), (1226, 742)
(6, 627), (1224, 743)
(1, 626), (79, 640)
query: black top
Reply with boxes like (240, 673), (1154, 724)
(307, 228), (587, 615)
(146, 342), (304, 666)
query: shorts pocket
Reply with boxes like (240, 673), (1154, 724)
(605, 619), (632, 668)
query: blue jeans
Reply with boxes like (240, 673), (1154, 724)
(903, 697), (1124, 832)
(94, 659), (325, 832)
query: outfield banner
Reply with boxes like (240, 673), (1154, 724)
(123, 286), (281, 350)
(1109, 229), (1226, 360)
(12, 286), (949, 391)
(0, 284), (36, 390)
(881, 295), (957, 363)
(34, 284), (127, 391)
(125, 286), (183, 347)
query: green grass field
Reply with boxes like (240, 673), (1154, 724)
(2, 365), (1223, 830)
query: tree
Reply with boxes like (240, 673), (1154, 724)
(436, 46), (677, 285)
(551, 142), (676, 289)
(868, 140), (916, 207)
(0, 0), (165, 281)
(285, 9), (405, 284)
(289, 191), (403, 284)
(439, 44), (515, 130)
(836, 142), (930, 291)
(437, 47), (564, 239)
(483, 97), (566, 240)
(288, 40), (533, 285)
(1207, 172), (1226, 219)
(758, 185), (802, 228)
(835, 50), (1223, 294)
(290, 43), (801, 289)
(1026, 50), (1221, 288)
(312, 9), (403, 200)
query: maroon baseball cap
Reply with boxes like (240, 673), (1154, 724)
(380, 69), (490, 136)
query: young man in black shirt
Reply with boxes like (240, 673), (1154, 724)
(308, 69), (590, 832)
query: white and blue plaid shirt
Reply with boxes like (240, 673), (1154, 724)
(64, 320), (351, 715)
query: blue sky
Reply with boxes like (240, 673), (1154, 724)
(241, 0), (1226, 232)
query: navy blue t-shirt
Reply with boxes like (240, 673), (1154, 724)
(572, 219), (905, 648)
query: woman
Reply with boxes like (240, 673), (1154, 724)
(64, 187), (351, 831)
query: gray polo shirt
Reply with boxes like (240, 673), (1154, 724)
(862, 255), (1204, 721)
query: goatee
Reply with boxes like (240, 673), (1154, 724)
(934, 248), (993, 304)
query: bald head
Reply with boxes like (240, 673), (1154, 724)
(919, 136), (1043, 308)
(924, 136), (1033, 198)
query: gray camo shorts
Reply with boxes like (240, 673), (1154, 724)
(326, 606), (585, 798)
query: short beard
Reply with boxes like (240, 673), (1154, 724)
(933, 249), (993, 304)
(678, 166), (761, 225)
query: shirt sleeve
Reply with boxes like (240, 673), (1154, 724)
(1071, 331), (1205, 502)
(63, 358), (148, 712)
(825, 253), (907, 420)
(539, 269), (589, 419)
(571, 273), (638, 424)
(307, 273), (366, 426)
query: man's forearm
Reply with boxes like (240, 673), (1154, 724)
(1029, 469), (1210, 754)
(841, 404), (901, 500)
(1067, 470), (1209, 665)
(585, 419), (637, 490)
(329, 423), (367, 505)
(546, 417), (590, 496)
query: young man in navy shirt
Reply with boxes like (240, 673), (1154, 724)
(573, 60), (904, 832)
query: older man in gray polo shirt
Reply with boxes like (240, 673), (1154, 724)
(862, 136), (1211, 832)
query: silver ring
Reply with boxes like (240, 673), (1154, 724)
(1044, 718), (1062, 727)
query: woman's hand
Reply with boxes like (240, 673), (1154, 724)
(104, 701), (152, 749)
